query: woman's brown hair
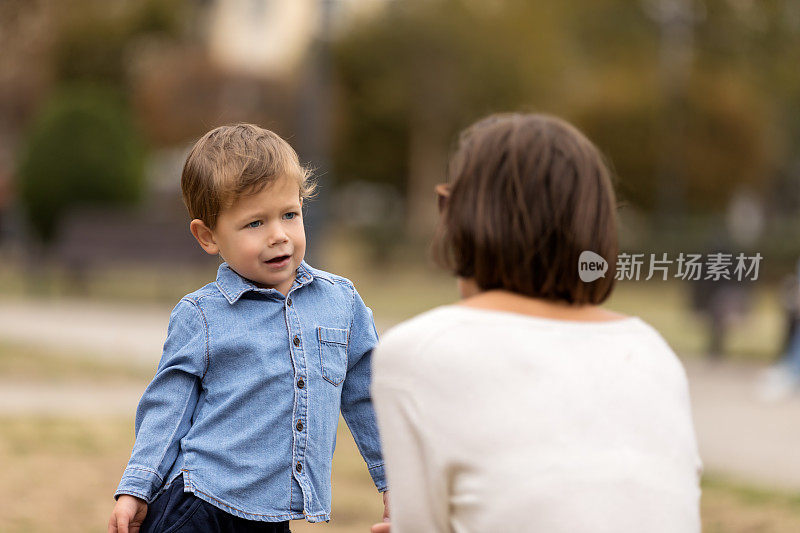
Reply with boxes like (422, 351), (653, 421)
(433, 113), (618, 304)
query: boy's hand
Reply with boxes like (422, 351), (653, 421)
(108, 495), (147, 533)
(371, 490), (391, 532)
(371, 522), (391, 533)
(382, 490), (390, 521)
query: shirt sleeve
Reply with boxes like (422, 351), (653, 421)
(340, 285), (387, 492)
(115, 298), (208, 502)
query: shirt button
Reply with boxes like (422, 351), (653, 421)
(297, 378), (305, 389)
(293, 336), (300, 347)
(296, 420), (303, 431)
(296, 462), (303, 473)
(287, 298), (293, 307)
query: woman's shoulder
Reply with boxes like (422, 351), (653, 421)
(373, 306), (472, 374)
(378, 304), (670, 347)
(379, 305), (466, 348)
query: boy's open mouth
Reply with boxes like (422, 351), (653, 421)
(266, 254), (291, 264)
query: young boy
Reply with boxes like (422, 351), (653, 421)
(108, 124), (389, 533)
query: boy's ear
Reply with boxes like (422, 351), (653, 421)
(190, 219), (219, 255)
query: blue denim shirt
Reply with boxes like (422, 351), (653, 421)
(115, 262), (386, 522)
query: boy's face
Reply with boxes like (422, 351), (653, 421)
(194, 175), (306, 295)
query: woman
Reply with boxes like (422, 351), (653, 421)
(371, 114), (702, 533)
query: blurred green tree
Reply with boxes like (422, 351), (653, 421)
(564, 0), (774, 217)
(16, 85), (145, 244)
(331, 0), (798, 256)
(333, 0), (566, 239)
(575, 72), (769, 214)
(52, 0), (186, 89)
(696, 0), (800, 210)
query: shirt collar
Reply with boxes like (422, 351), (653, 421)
(215, 261), (331, 304)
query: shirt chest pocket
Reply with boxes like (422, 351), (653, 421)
(318, 326), (349, 386)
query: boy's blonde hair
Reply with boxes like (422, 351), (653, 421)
(181, 123), (315, 228)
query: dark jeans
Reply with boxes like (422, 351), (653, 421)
(140, 477), (291, 533)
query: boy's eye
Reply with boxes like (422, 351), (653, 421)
(246, 220), (262, 228)
(283, 212), (298, 220)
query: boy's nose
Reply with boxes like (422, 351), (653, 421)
(267, 224), (289, 246)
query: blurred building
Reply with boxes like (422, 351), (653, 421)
(207, 0), (317, 78)
(206, 0), (389, 78)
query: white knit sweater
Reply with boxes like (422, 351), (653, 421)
(372, 305), (702, 533)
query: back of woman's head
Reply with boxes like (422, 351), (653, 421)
(434, 113), (618, 305)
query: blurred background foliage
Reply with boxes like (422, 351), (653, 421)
(0, 0), (798, 267)
(16, 85), (145, 244)
(331, 0), (799, 256)
(57, 0), (187, 74)
(332, 7), (784, 278)
(0, 0), (791, 359)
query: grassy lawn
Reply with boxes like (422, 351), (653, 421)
(702, 476), (800, 533)
(0, 341), (153, 384)
(0, 416), (386, 533)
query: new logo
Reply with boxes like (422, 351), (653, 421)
(578, 251), (608, 282)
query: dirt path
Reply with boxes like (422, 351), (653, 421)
(1, 297), (799, 490)
(686, 359), (800, 490)
(0, 380), (144, 417)
(0, 297), (170, 366)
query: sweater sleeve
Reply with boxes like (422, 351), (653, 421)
(372, 352), (451, 533)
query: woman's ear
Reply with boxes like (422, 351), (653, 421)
(190, 219), (219, 255)
(457, 277), (481, 299)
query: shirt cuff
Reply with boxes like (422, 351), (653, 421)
(368, 463), (387, 492)
(114, 465), (163, 503)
